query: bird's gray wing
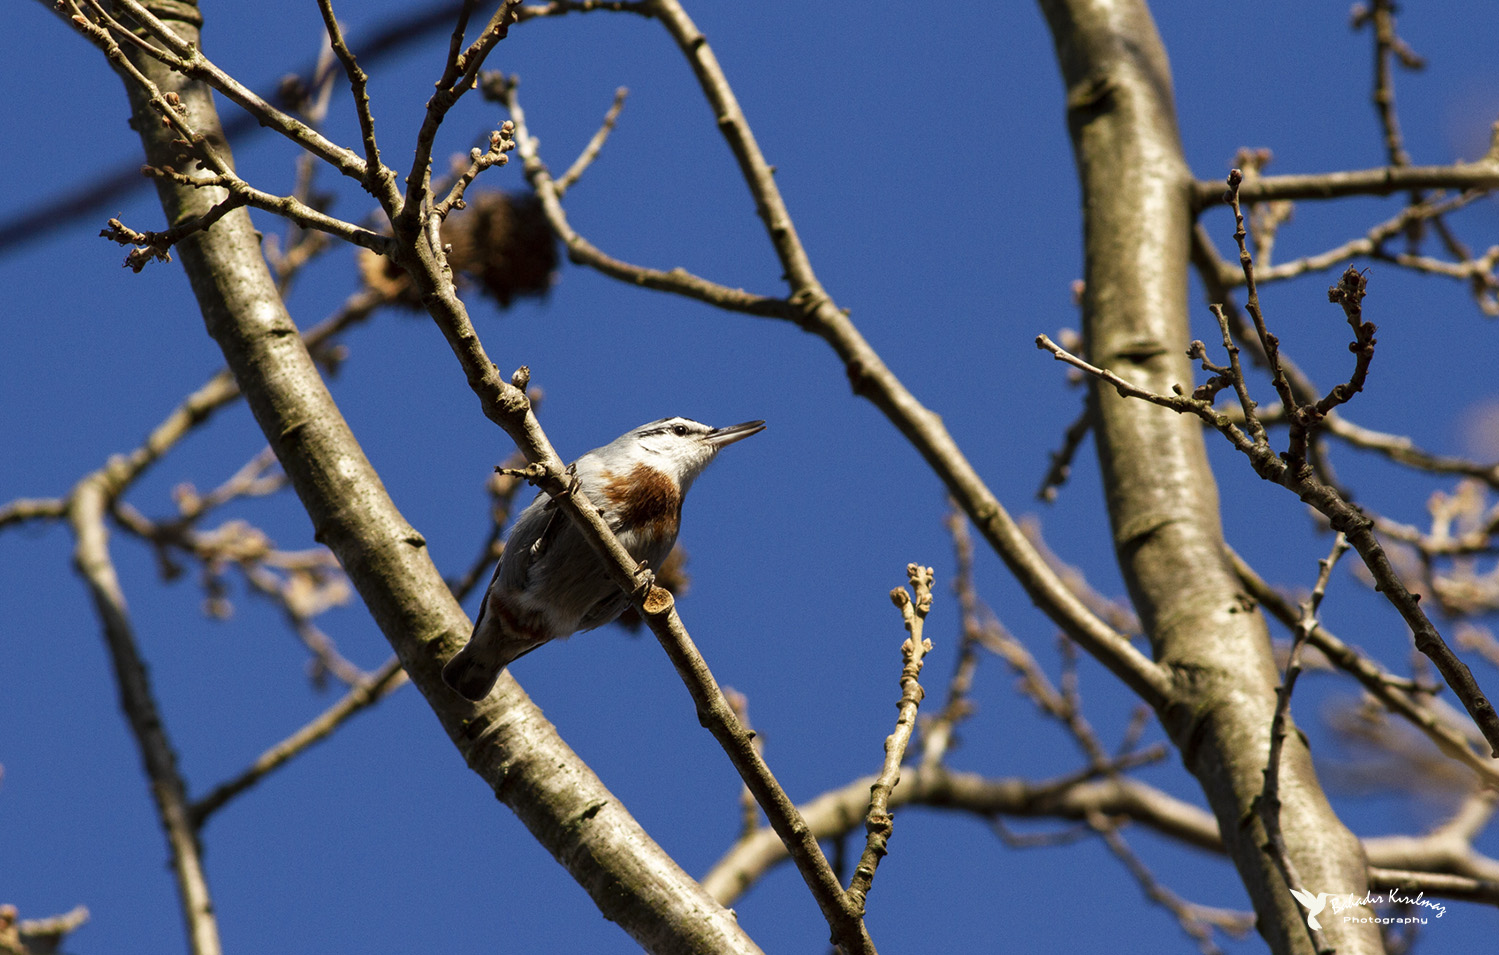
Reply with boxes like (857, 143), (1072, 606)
(497, 491), (556, 594)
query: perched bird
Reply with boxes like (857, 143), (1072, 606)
(442, 416), (765, 701)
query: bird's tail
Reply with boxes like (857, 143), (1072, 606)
(441, 623), (549, 702)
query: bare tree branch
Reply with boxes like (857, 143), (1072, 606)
(846, 565), (935, 915)
(96, 5), (764, 951)
(1193, 157), (1499, 210)
(67, 475), (221, 955)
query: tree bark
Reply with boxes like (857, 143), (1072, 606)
(108, 3), (761, 952)
(1037, 1), (1382, 951)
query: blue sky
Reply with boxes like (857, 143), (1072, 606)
(4, 2), (1499, 952)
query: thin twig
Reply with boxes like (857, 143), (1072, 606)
(1088, 810), (1248, 955)
(555, 87), (628, 197)
(725, 689), (765, 840)
(1358, 0), (1418, 170)
(190, 658), (407, 826)
(921, 511), (984, 767)
(1229, 548), (1497, 786)
(314, 0), (401, 210)
(396, 0), (524, 237)
(1037, 395), (1093, 502)
(702, 762), (1216, 906)
(434, 123), (516, 220)
(1247, 192), (1486, 285)
(499, 77), (791, 318)
(0, 497), (69, 529)
(65, 0), (369, 180)
(846, 564), (935, 915)
(1258, 534), (1349, 955)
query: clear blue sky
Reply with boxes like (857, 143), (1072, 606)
(3, 2), (1498, 952)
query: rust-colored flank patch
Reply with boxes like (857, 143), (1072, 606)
(602, 463), (682, 537)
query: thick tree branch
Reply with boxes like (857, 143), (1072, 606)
(390, 178), (875, 955)
(100, 5), (762, 953)
(1036, 2), (1379, 952)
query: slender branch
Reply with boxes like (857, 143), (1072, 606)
(1258, 535), (1349, 955)
(1224, 171), (1298, 419)
(555, 86), (628, 197)
(702, 759), (1499, 911)
(68, 475), (221, 955)
(138, 166), (392, 256)
(1036, 333), (1256, 453)
(1237, 191), (1488, 286)
(500, 16), (1171, 711)
(314, 0), (402, 211)
(722, 690), (766, 839)
(0, 497), (69, 529)
(395, 1), (524, 237)
(1358, 0), (1419, 169)
(6, 905), (91, 954)
(190, 658), (407, 826)
(1192, 159), (1499, 210)
(1230, 549), (1498, 786)
(100, 200), (243, 271)
(703, 763), (1218, 906)
(1088, 811), (1247, 955)
(1323, 408), (1499, 489)
(921, 510), (986, 767)
(846, 565), (934, 914)
(437, 0), (480, 89)
(1367, 868), (1499, 905)
(84, 0), (371, 181)
(1036, 395), (1093, 502)
(516, 0), (652, 17)
(500, 77), (791, 318)
(434, 123), (516, 220)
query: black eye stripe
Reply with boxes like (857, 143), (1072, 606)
(638, 422), (699, 438)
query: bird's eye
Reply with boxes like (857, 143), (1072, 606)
(672, 424), (688, 436)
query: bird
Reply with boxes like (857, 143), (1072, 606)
(442, 416), (765, 701)
(1288, 889), (1329, 930)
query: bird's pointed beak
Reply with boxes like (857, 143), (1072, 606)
(706, 419), (766, 448)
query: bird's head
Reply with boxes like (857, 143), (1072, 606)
(614, 417), (765, 492)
